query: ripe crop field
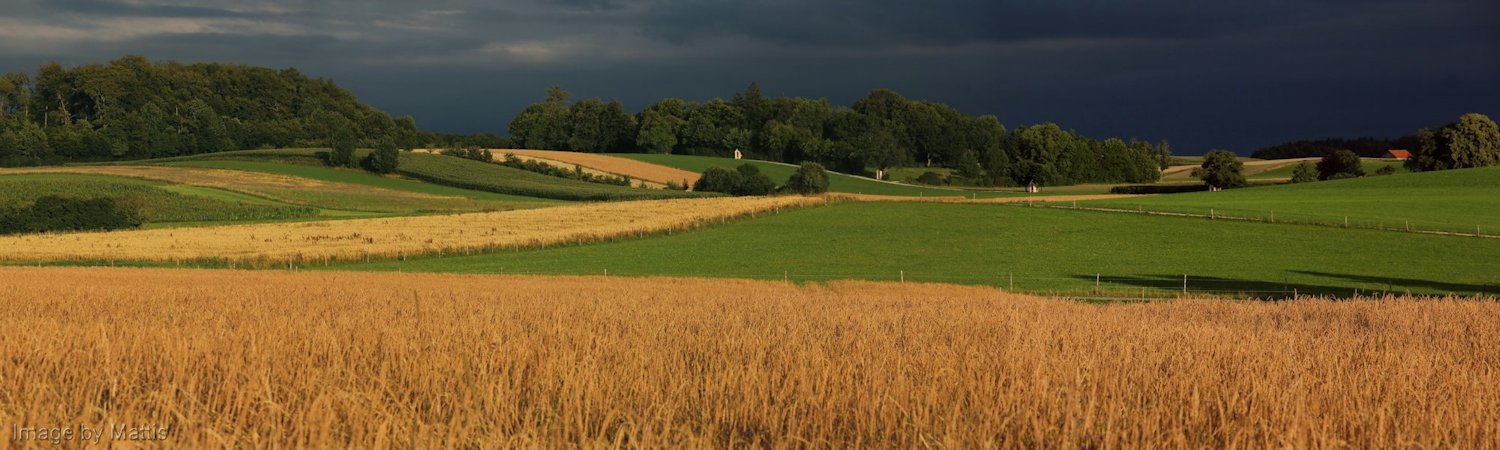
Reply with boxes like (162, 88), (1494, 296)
(343, 201), (1500, 297)
(1, 267), (1495, 448)
(0, 173), (318, 224)
(486, 149), (700, 185)
(145, 148), (708, 201)
(395, 151), (710, 201)
(609, 153), (1020, 198)
(0, 196), (821, 266)
(162, 160), (549, 202)
(1085, 166), (1500, 233)
(0, 164), (540, 214)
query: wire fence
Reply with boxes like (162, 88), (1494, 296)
(1016, 201), (1499, 238)
(387, 265), (1495, 301)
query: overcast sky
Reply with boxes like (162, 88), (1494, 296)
(1, 0), (1496, 153)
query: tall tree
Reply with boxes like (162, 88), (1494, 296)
(1316, 149), (1365, 180)
(1197, 150), (1246, 191)
(636, 98), (688, 154)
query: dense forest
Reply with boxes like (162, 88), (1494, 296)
(1250, 136), (1418, 159)
(0, 56), (417, 166)
(506, 84), (1169, 187)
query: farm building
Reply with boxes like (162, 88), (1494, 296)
(1385, 149), (1411, 160)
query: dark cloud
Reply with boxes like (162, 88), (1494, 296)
(0, 0), (1496, 152)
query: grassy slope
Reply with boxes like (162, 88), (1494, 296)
(163, 160), (548, 202)
(1087, 166), (1500, 232)
(331, 202), (1500, 297)
(156, 149), (708, 202)
(0, 173), (319, 224)
(610, 154), (1019, 198)
(1247, 158), (1409, 179)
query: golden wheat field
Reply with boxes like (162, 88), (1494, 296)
(485, 149), (702, 185)
(0, 196), (820, 266)
(1, 267), (1496, 449)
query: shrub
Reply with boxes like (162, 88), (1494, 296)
(1109, 184), (1211, 194)
(784, 162), (831, 195)
(916, 171), (947, 186)
(734, 165), (777, 196)
(1290, 162), (1317, 183)
(1317, 150), (1365, 180)
(0, 195), (144, 234)
(362, 136), (400, 174)
(1375, 166), (1397, 176)
(693, 167), (744, 194)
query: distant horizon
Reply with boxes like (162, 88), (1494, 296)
(2, 0), (1495, 154)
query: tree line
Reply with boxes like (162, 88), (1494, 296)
(1251, 136), (1418, 160)
(506, 83), (1169, 189)
(0, 56), (418, 166)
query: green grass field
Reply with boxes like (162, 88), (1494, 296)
(610, 153), (1019, 198)
(0, 173), (318, 224)
(1086, 166), (1500, 233)
(330, 201), (1500, 297)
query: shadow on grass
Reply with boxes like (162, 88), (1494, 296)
(1067, 273), (1456, 300)
(1291, 270), (1497, 296)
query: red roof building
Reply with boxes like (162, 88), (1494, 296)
(1385, 149), (1411, 160)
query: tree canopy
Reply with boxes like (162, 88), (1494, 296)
(0, 56), (409, 166)
(505, 83), (1164, 188)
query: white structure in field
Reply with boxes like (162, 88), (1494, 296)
(734, 149), (743, 160)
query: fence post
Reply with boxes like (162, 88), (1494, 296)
(1009, 272), (1014, 291)
(900, 270), (905, 283)
(1344, 216), (1349, 227)
(1182, 274), (1187, 294)
(1095, 274), (1100, 294)
(784, 270), (789, 283)
(1210, 209), (1214, 219)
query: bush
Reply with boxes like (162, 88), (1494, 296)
(783, 162), (830, 195)
(734, 165), (777, 196)
(362, 136), (400, 174)
(441, 147), (493, 162)
(1375, 166), (1397, 176)
(693, 167), (743, 194)
(1317, 149), (1365, 180)
(915, 171), (947, 186)
(1109, 184), (1211, 194)
(1290, 162), (1317, 183)
(0, 195), (144, 234)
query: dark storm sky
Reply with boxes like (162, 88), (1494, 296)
(1, 0), (1497, 153)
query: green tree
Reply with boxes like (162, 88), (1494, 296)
(393, 115), (419, 149)
(1408, 113), (1500, 171)
(954, 150), (982, 180)
(508, 85), (571, 149)
(1198, 150), (1246, 190)
(364, 135), (400, 173)
(783, 162), (830, 195)
(1153, 140), (1173, 171)
(186, 99), (234, 153)
(1010, 124), (1072, 191)
(1290, 162), (1317, 183)
(1446, 113), (1500, 168)
(636, 98), (688, 154)
(1316, 149), (1364, 180)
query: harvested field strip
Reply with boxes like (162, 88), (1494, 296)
(1, 267), (1495, 448)
(0, 196), (822, 265)
(0, 166), (534, 213)
(485, 149), (700, 184)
